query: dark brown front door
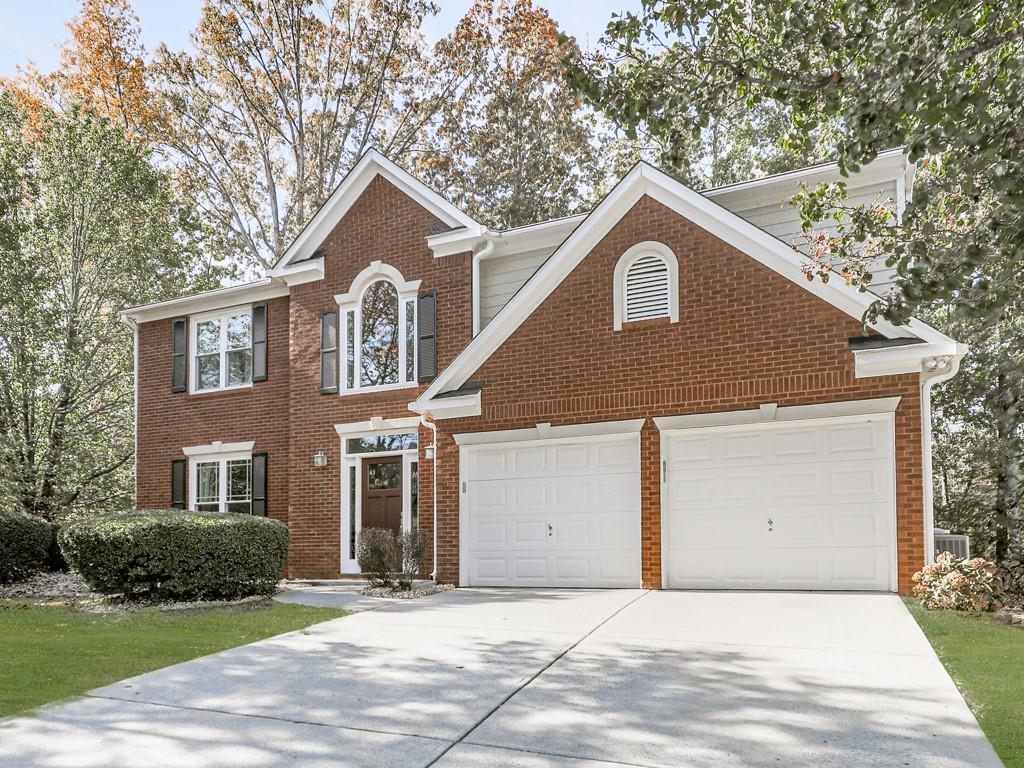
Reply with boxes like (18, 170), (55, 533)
(362, 456), (402, 533)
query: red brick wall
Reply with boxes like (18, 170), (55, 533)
(136, 295), (291, 526)
(135, 176), (472, 578)
(279, 176), (471, 577)
(435, 195), (924, 593)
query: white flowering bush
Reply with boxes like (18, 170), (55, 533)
(912, 553), (1004, 612)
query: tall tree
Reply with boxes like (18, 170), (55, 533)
(2, 0), (159, 139)
(152, 0), (471, 270)
(415, 0), (606, 229)
(0, 93), (224, 520)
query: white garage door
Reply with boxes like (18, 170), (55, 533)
(462, 435), (642, 587)
(664, 414), (896, 591)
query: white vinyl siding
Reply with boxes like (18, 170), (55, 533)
(479, 247), (553, 328)
(624, 255), (670, 322)
(722, 179), (901, 294)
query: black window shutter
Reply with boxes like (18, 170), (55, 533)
(252, 303), (268, 382)
(171, 459), (186, 509)
(417, 291), (437, 382)
(320, 310), (338, 393)
(252, 453), (267, 517)
(171, 318), (187, 392)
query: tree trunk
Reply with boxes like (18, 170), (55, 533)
(993, 372), (1021, 560)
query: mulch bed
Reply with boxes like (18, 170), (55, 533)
(360, 584), (455, 599)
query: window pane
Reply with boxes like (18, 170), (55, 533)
(226, 501), (251, 514)
(196, 353), (220, 390)
(227, 459), (251, 501)
(367, 461), (401, 490)
(196, 502), (220, 513)
(405, 301), (415, 382)
(345, 433), (418, 454)
(227, 313), (252, 350)
(196, 462), (219, 507)
(345, 311), (355, 389)
(196, 320), (220, 355)
(348, 465), (356, 559)
(410, 461), (418, 530)
(360, 280), (400, 387)
(227, 349), (253, 386)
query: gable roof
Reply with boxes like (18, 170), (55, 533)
(411, 161), (958, 413)
(271, 148), (480, 275)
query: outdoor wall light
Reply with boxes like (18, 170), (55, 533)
(424, 445), (435, 460)
(313, 450), (328, 468)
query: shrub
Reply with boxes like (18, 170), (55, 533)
(356, 528), (424, 590)
(998, 558), (1024, 609)
(59, 509), (289, 601)
(912, 552), (1004, 612)
(0, 509), (53, 583)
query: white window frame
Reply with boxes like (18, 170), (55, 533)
(335, 261), (421, 395)
(186, 449), (254, 514)
(336, 418), (421, 574)
(612, 241), (680, 330)
(189, 304), (255, 394)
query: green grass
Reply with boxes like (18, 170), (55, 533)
(0, 598), (346, 717)
(905, 598), (1024, 768)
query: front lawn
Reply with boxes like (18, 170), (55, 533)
(0, 598), (345, 717)
(906, 598), (1024, 768)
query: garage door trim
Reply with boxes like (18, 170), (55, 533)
(658, 399), (899, 592)
(458, 419), (644, 588)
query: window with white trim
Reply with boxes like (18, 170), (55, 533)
(192, 307), (253, 392)
(336, 262), (420, 394)
(190, 453), (252, 514)
(613, 241), (680, 330)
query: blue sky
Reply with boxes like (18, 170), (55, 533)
(0, 0), (640, 78)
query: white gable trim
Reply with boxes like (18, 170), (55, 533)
(271, 148), (478, 274)
(411, 161), (957, 413)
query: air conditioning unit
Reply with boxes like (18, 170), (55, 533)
(934, 528), (971, 560)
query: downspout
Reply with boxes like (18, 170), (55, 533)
(420, 413), (439, 581)
(471, 239), (495, 337)
(920, 353), (963, 565)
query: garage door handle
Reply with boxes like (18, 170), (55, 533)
(546, 523), (554, 537)
(768, 517), (774, 532)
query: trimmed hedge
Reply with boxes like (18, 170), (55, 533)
(59, 509), (289, 601)
(0, 509), (53, 583)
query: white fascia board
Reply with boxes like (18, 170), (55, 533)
(704, 148), (908, 209)
(182, 440), (255, 457)
(655, 397), (900, 433)
(409, 390), (482, 420)
(427, 214), (586, 258)
(853, 341), (967, 378)
(454, 418), (646, 446)
(119, 279), (290, 324)
(334, 416), (421, 438)
(276, 258), (324, 286)
(273, 148), (479, 272)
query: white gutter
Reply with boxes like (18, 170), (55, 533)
(920, 351), (965, 565)
(471, 239), (495, 337)
(420, 414), (439, 581)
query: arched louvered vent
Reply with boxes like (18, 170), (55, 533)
(624, 254), (670, 322)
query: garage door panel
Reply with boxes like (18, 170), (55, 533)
(465, 435), (641, 588)
(665, 413), (895, 592)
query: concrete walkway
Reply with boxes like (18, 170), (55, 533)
(0, 590), (1002, 768)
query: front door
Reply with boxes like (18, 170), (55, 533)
(362, 456), (403, 533)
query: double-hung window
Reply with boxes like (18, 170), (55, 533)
(192, 307), (253, 392)
(192, 454), (252, 514)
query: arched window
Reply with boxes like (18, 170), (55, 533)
(613, 241), (679, 330)
(360, 280), (400, 386)
(334, 261), (421, 393)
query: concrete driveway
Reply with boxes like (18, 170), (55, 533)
(0, 590), (1002, 768)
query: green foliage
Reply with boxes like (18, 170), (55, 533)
(0, 509), (53, 583)
(0, 93), (230, 521)
(59, 509), (289, 601)
(356, 527), (424, 590)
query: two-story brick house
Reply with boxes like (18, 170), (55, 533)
(121, 148), (964, 594)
